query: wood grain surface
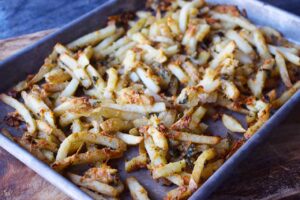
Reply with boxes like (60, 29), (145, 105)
(0, 31), (300, 200)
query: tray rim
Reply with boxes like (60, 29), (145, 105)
(1, 0), (300, 200)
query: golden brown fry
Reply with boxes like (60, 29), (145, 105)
(83, 165), (118, 184)
(68, 173), (121, 197)
(272, 81), (300, 108)
(53, 148), (123, 171)
(0, 94), (36, 134)
(125, 153), (148, 172)
(222, 114), (246, 133)
(201, 159), (224, 180)
(126, 177), (150, 200)
(152, 160), (186, 179)
(100, 118), (133, 133)
(189, 148), (216, 191)
(56, 131), (126, 161)
(164, 186), (191, 200)
(166, 130), (220, 145)
(80, 187), (117, 200)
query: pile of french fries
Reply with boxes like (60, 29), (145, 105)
(1, 0), (300, 199)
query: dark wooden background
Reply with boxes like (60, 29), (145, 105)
(1, 0), (300, 200)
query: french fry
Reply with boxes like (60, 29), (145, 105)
(152, 160), (186, 179)
(28, 63), (56, 86)
(80, 187), (117, 200)
(126, 177), (150, 200)
(168, 63), (189, 85)
(101, 102), (166, 114)
(210, 11), (256, 31)
(189, 148), (216, 191)
(179, 3), (193, 33)
(96, 107), (144, 120)
(98, 36), (130, 57)
(166, 130), (220, 145)
(269, 45), (300, 66)
(58, 78), (80, 99)
(33, 138), (58, 152)
(222, 114), (246, 133)
(164, 186), (191, 200)
(158, 110), (177, 127)
(21, 91), (56, 128)
(54, 97), (94, 116)
(104, 68), (118, 99)
(201, 159), (224, 180)
(253, 29), (271, 60)
(83, 164), (119, 184)
(182, 61), (200, 83)
(67, 24), (116, 50)
(18, 136), (51, 163)
(136, 67), (161, 93)
(68, 173), (121, 197)
(221, 80), (240, 100)
(144, 133), (167, 167)
(275, 50), (292, 88)
(36, 120), (65, 141)
(93, 28), (124, 58)
(225, 30), (254, 54)
(59, 54), (92, 88)
(45, 68), (71, 84)
(56, 131), (126, 161)
(0, 94), (36, 134)
(125, 153), (148, 172)
(147, 126), (168, 151)
(100, 118), (133, 133)
(248, 70), (266, 98)
(272, 81), (300, 108)
(216, 96), (250, 115)
(53, 148), (123, 171)
(165, 174), (185, 186)
(127, 18), (147, 37)
(199, 68), (221, 93)
(209, 40), (236, 69)
(116, 132), (143, 145)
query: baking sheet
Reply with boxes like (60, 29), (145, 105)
(0, 0), (300, 199)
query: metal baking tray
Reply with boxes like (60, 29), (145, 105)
(1, 0), (300, 199)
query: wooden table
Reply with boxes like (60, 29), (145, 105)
(0, 30), (300, 200)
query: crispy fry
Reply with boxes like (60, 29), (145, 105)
(80, 187), (117, 200)
(152, 160), (186, 179)
(0, 94), (36, 134)
(189, 148), (216, 191)
(53, 148), (123, 171)
(100, 118), (133, 132)
(201, 159), (224, 180)
(222, 114), (246, 133)
(275, 50), (292, 87)
(167, 130), (220, 145)
(126, 177), (150, 200)
(22, 91), (56, 127)
(116, 132), (143, 145)
(272, 81), (300, 108)
(68, 24), (116, 50)
(125, 153), (148, 172)
(165, 186), (191, 200)
(68, 173), (121, 197)
(56, 131), (126, 161)
(101, 102), (166, 114)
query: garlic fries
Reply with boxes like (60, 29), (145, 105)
(1, 0), (300, 199)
